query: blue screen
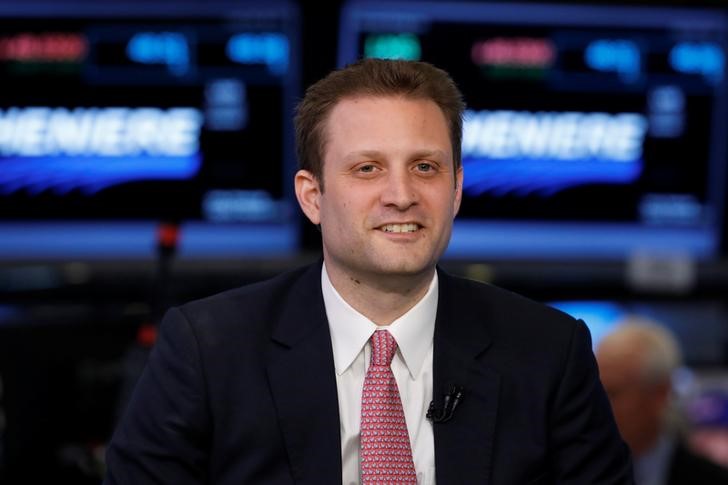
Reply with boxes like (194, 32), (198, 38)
(339, 1), (728, 260)
(550, 299), (728, 365)
(0, 1), (301, 259)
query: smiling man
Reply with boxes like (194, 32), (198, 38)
(105, 59), (633, 484)
(295, 94), (461, 325)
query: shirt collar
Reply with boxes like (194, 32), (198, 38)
(321, 263), (438, 379)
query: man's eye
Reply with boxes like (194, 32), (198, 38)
(417, 162), (433, 172)
(359, 165), (375, 173)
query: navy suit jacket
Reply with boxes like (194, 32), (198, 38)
(105, 262), (633, 484)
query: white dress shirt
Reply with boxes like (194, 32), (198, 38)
(321, 264), (437, 485)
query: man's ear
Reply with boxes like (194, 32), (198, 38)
(453, 166), (463, 216)
(295, 169), (322, 225)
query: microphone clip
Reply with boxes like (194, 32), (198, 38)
(426, 384), (464, 423)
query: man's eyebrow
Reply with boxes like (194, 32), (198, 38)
(343, 150), (385, 162)
(343, 149), (448, 162)
(411, 149), (447, 160)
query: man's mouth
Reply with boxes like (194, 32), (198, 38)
(380, 223), (421, 233)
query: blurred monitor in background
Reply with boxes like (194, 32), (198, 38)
(0, 0), (301, 261)
(551, 299), (728, 364)
(339, 0), (728, 261)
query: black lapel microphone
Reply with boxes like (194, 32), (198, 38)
(426, 384), (464, 423)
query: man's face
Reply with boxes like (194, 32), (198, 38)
(596, 347), (668, 456)
(296, 95), (462, 282)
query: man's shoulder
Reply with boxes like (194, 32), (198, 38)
(440, 269), (578, 329)
(190, 262), (316, 304)
(438, 268), (587, 360)
(170, 261), (320, 330)
(438, 269), (595, 390)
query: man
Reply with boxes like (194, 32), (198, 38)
(596, 318), (728, 485)
(104, 59), (632, 484)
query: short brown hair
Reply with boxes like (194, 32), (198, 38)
(294, 58), (465, 188)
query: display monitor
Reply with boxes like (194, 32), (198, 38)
(339, 1), (728, 260)
(549, 299), (728, 364)
(0, 0), (300, 259)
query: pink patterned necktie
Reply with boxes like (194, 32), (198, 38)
(360, 329), (417, 484)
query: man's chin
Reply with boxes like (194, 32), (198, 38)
(368, 257), (436, 279)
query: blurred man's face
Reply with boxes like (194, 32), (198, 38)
(596, 347), (669, 457)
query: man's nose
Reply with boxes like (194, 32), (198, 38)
(380, 168), (418, 210)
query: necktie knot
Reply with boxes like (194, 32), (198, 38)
(370, 329), (398, 367)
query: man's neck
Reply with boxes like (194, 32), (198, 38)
(324, 263), (435, 326)
(632, 425), (664, 459)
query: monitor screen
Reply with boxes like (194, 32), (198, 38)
(549, 299), (728, 365)
(0, 1), (300, 259)
(339, 1), (728, 260)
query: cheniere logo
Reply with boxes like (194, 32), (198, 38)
(0, 106), (203, 195)
(462, 109), (647, 196)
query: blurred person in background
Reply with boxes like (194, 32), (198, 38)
(596, 317), (728, 485)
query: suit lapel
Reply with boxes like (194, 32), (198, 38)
(433, 269), (500, 484)
(265, 263), (342, 484)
